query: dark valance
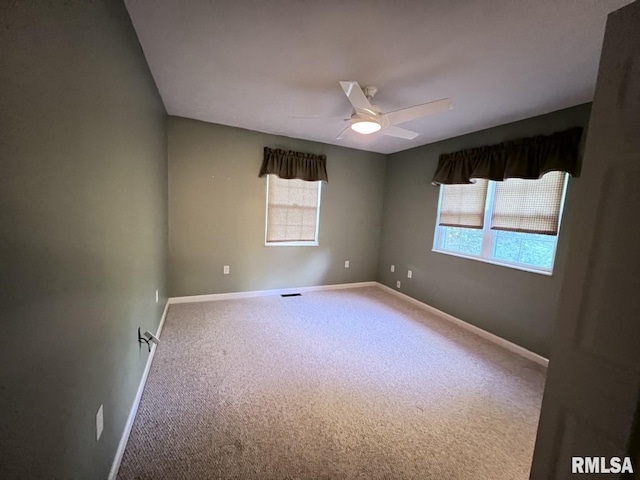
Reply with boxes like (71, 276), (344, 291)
(431, 127), (583, 185)
(259, 147), (328, 182)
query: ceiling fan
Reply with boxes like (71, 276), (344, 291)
(294, 81), (452, 140)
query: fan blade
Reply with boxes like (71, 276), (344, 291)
(289, 116), (349, 121)
(336, 125), (351, 140)
(339, 81), (374, 114)
(384, 98), (452, 125)
(381, 125), (419, 140)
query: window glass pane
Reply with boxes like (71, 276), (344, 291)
(491, 230), (556, 269)
(439, 226), (483, 256)
(266, 175), (320, 243)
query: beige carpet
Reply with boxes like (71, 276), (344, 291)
(117, 287), (545, 479)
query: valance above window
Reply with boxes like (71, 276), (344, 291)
(259, 147), (328, 183)
(431, 127), (583, 185)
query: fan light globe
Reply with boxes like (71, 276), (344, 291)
(351, 120), (381, 135)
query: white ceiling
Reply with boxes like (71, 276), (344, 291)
(124, 0), (632, 154)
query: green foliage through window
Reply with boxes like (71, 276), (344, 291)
(491, 231), (555, 269)
(439, 227), (483, 256)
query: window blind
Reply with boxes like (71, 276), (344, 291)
(491, 171), (565, 235)
(438, 179), (488, 229)
(267, 175), (319, 242)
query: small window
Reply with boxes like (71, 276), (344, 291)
(265, 175), (321, 246)
(433, 172), (568, 274)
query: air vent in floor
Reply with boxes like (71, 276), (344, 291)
(280, 293), (302, 297)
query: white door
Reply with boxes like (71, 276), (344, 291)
(530, 2), (640, 479)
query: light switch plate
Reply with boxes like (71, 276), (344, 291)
(408, 270), (412, 279)
(391, 265), (395, 272)
(344, 260), (349, 268)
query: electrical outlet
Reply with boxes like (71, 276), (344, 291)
(344, 260), (349, 268)
(223, 265), (230, 275)
(396, 280), (401, 289)
(96, 404), (103, 441)
(155, 289), (159, 303)
(391, 265), (395, 272)
(408, 270), (412, 279)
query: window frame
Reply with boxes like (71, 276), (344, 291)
(432, 174), (569, 275)
(264, 175), (322, 247)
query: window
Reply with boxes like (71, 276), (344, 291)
(265, 175), (321, 246)
(433, 171), (568, 274)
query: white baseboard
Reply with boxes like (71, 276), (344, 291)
(168, 281), (377, 304)
(375, 282), (549, 367)
(108, 300), (170, 480)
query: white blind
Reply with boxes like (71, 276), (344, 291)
(267, 175), (320, 243)
(491, 171), (566, 235)
(439, 179), (489, 229)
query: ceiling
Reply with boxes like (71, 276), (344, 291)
(124, 0), (632, 154)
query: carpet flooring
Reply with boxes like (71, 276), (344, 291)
(117, 286), (546, 479)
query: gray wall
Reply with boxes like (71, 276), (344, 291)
(168, 117), (386, 296)
(0, 2), (167, 479)
(378, 104), (592, 357)
(0, 3), (595, 476)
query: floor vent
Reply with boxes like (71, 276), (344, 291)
(281, 293), (302, 297)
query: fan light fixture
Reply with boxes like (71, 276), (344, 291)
(292, 81), (451, 141)
(351, 120), (381, 135)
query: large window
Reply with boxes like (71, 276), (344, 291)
(265, 175), (321, 246)
(433, 171), (568, 274)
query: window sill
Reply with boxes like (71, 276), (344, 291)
(265, 241), (319, 247)
(432, 248), (553, 276)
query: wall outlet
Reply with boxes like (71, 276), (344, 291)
(155, 289), (159, 303)
(96, 404), (104, 441)
(344, 260), (349, 268)
(223, 265), (230, 275)
(396, 280), (401, 289)
(407, 270), (412, 279)
(391, 265), (395, 272)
